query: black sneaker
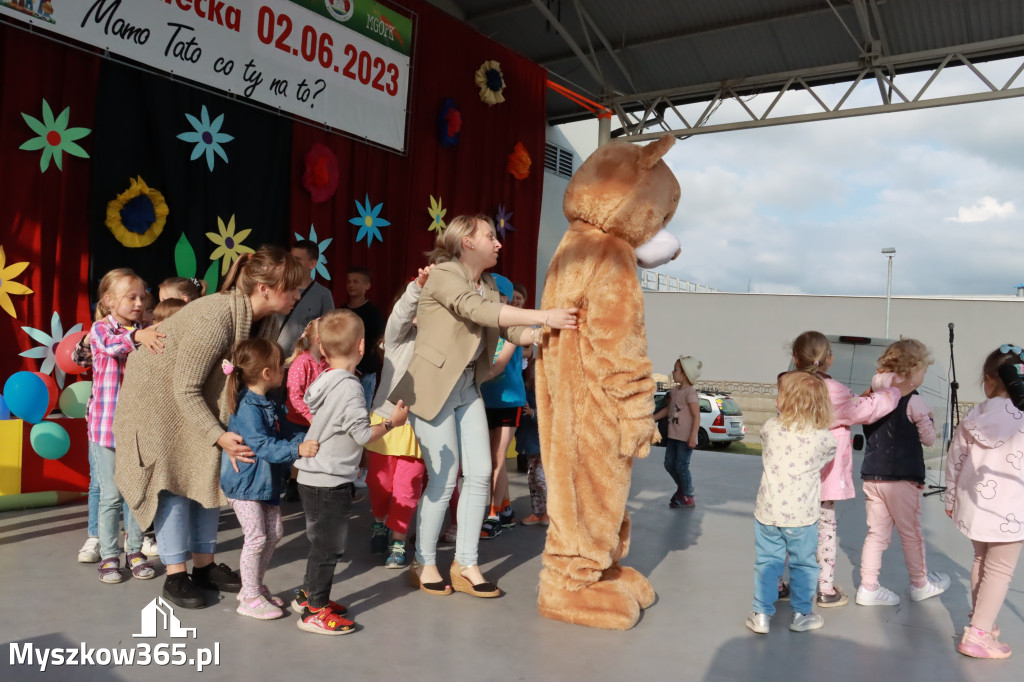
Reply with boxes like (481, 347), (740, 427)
(162, 573), (208, 609)
(370, 522), (390, 555)
(480, 517), (502, 539)
(498, 510), (516, 528)
(192, 562), (242, 593)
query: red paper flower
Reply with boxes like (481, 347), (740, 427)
(303, 143), (339, 203)
(507, 142), (531, 180)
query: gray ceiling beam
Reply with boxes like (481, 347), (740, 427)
(528, 0), (608, 90)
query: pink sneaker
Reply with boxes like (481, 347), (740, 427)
(958, 626), (1011, 659)
(236, 594), (284, 620)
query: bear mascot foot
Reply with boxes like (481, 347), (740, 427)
(601, 563), (655, 610)
(538, 576), (641, 631)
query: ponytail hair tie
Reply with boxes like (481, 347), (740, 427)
(813, 360), (820, 366)
(222, 359), (235, 375)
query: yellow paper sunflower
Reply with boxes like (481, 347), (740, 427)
(207, 214), (254, 275)
(475, 60), (506, 106)
(0, 245), (33, 319)
(106, 176), (169, 248)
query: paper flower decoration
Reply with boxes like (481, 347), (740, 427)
(20, 312), (82, 389)
(173, 232), (219, 294)
(495, 204), (516, 239)
(106, 176), (169, 248)
(302, 143), (340, 203)
(507, 142), (531, 180)
(437, 99), (462, 147)
(294, 224), (333, 281)
(19, 99), (90, 172)
(349, 195), (390, 247)
(428, 195), (447, 233)
(0, 245), (33, 319)
(207, 214), (254, 275)
(475, 60), (506, 106)
(177, 105), (234, 172)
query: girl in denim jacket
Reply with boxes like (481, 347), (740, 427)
(220, 338), (319, 620)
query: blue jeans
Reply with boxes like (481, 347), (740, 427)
(152, 491), (220, 565)
(663, 438), (693, 496)
(753, 520), (820, 616)
(412, 368), (492, 567)
(92, 442), (144, 560)
(359, 372), (377, 412)
(87, 441), (129, 538)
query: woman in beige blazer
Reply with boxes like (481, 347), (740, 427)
(400, 214), (577, 596)
(114, 247), (305, 610)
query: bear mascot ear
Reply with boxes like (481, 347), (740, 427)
(639, 134), (676, 170)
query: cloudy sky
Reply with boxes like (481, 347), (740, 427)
(560, 58), (1024, 297)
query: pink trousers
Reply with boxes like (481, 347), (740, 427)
(860, 480), (928, 589)
(367, 452), (426, 535)
(970, 540), (1023, 633)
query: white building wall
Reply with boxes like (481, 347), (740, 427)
(534, 125), (582, 302)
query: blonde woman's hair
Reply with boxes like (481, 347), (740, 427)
(877, 338), (932, 377)
(286, 318), (320, 365)
(791, 330), (832, 371)
(95, 268), (144, 321)
(220, 245), (306, 295)
(317, 309), (364, 360)
(777, 371), (833, 431)
(425, 214), (493, 264)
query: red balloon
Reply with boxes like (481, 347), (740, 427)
(31, 372), (58, 418)
(55, 330), (89, 376)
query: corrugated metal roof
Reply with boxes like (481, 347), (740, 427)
(425, 0), (1024, 123)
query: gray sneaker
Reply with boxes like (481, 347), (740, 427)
(909, 572), (950, 602)
(790, 612), (824, 632)
(856, 584), (901, 606)
(745, 612), (770, 634)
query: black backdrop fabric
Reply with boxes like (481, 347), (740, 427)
(88, 61), (293, 294)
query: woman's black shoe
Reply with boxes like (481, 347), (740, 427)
(162, 573), (208, 609)
(192, 562), (242, 593)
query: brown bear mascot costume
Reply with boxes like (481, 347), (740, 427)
(535, 135), (681, 630)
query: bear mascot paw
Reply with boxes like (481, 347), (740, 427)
(535, 135), (682, 630)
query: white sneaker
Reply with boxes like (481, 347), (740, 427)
(856, 584), (901, 606)
(141, 535), (159, 559)
(353, 468), (368, 489)
(909, 571), (950, 602)
(745, 612), (770, 634)
(790, 612), (824, 632)
(78, 537), (100, 563)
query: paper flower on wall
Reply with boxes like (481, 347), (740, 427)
(495, 204), (516, 239)
(437, 99), (462, 147)
(475, 60), (506, 106)
(349, 195), (390, 247)
(207, 215), (254, 275)
(428, 195), (447, 233)
(19, 99), (90, 172)
(0, 245), (33, 319)
(174, 232), (219, 294)
(106, 176), (169, 248)
(20, 312), (82, 389)
(302, 143), (339, 203)
(294, 224), (333, 281)
(507, 142), (531, 180)
(177, 105), (233, 172)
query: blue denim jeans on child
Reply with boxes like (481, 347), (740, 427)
(663, 438), (694, 497)
(152, 491), (220, 565)
(88, 442), (130, 539)
(92, 441), (144, 560)
(753, 520), (820, 616)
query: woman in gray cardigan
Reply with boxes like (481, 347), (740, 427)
(114, 246), (305, 609)
(398, 215), (577, 596)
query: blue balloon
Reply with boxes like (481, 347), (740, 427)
(3, 372), (49, 424)
(29, 421), (70, 460)
(0, 394), (8, 420)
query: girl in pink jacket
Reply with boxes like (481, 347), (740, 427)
(945, 345), (1024, 659)
(790, 331), (904, 607)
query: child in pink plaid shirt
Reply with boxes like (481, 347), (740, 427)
(87, 268), (164, 584)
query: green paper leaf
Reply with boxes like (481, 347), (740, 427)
(19, 137), (46, 151)
(63, 140), (89, 159)
(175, 233), (197, 278)
(21, 113), (47, 137)
(39, 147), (53, 172)
(54, 105), (70, 132)
(41, 99), (54, 128)
(202, 260), (219, 294)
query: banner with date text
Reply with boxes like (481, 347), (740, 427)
(0, 0), (413, 151)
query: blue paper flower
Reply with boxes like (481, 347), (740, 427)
(20, 311), (82, 388)
(495, 204), (516, 239)
(348, 195), (390, 247)
(176, 105), (234, 172)
(294, 224), (333, 281)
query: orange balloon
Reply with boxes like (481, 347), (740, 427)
(31, 372), (58, 418)
(56, 330), (89, 376)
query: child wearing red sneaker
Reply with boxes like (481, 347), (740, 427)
(945, 345), (1024, 659)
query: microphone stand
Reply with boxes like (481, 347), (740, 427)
(925, 322), (957, 497)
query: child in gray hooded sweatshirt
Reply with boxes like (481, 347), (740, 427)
(293, 309), (408, 636)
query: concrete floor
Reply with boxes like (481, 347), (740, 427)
(1, 448), (1020, 681)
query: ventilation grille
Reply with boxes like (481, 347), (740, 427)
(544, 142), (574, 178)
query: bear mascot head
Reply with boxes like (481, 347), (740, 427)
(534, 135), (681, 630)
